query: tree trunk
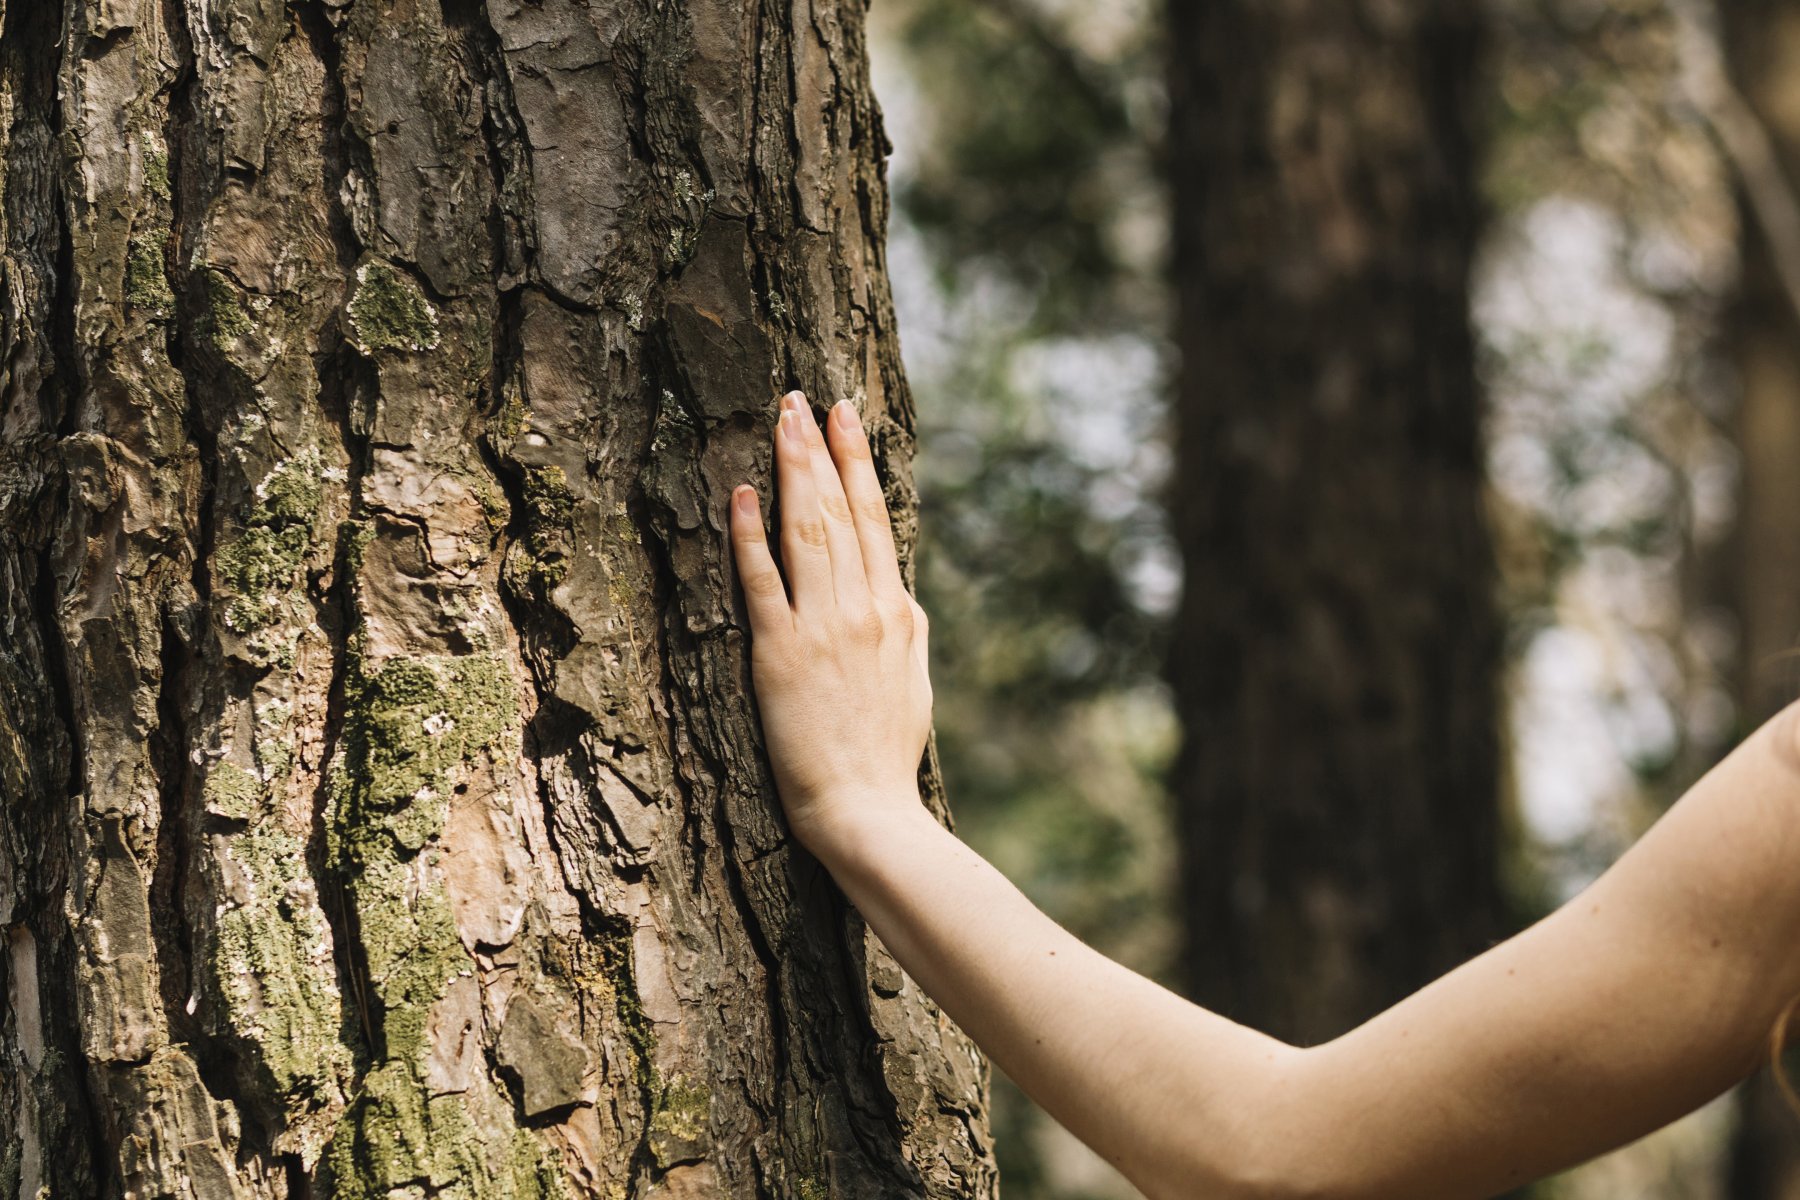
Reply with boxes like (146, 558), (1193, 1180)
(1719, 4), (1800, 1194)
(0, 1), (994, 1196)
(1164, 0), (1505, 1045)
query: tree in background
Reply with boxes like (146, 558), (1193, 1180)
(0, 1), (991, 1195)
(1165, 0), (1505, 1044)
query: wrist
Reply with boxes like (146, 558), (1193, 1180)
(795, 790), (941, 874)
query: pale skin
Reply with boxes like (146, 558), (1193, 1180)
(728, 389), (1800, 1200)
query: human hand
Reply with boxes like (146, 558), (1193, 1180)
(730, 391), (934, 860)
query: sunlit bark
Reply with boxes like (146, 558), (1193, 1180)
(0, 1), (993, 1195)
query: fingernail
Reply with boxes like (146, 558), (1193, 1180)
(782, 390), (807, 412)
(779, 410), (803, 445)
(734, 485), (758, 517)
(833, 399), (860, 431)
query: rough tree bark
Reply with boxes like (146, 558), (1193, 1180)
(0, 1), (994, 1196)
(1719, 3), (1800, 1194)
(1164, 0), (1505, 1044)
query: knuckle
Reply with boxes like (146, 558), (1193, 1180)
(745, 569), (786, 600)
(849, 606), (885, 644)
(820, 493), (853, 523)
(790, 517), (828, 548)
(855, 497), (892, 527)
(884, 596), (916, 634)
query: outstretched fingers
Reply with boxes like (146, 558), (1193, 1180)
(730, 485), (791, 636)
(825, 400), (908, 603)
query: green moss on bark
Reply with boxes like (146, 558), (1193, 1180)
(202, 761), (260, 821)
(323, 650), (557, 1197)
(347, 260), (441, 354)
(141, 130), (171, 200)
(325, 1061), (564, 1200)
(198, 758), (351, 1161)
(503, 465), (576, 595)
(145, 150), (170, 200)
(210, 822), (353, 1105)
(125, 235), (174, 317)
(491, 385), (528, 446)
(648, 1077), (712, 1168)
(217, 450), (324, 649)
(202, 269), (253, 346)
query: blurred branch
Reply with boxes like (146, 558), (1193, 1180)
(977, 0), (1125, 125)
(1671, 0), (1800, 324)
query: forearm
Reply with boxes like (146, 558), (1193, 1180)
(814, 801), (1299, 1200)
(811, 701), (1800, 1200)
(1285, 704), (1800, 1198)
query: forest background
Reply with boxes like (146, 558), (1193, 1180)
(872, 0), (1800, 1197)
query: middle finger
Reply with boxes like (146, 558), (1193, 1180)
(789, 392), (872, 612)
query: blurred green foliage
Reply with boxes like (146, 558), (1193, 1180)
(877, 2), (1171, 1196)
(889, 0), (1162, 334)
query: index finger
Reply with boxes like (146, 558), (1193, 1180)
(825, 400), (906, 600)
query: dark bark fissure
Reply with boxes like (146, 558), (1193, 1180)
(149, 0), (212, 1091)
(644, 492), (792, 1010)
(440, 0), (534, 289)
(292, 0), (388, 1089)
(455, 5), (668, 1163)
(147, 610), (199, 1048)
(448, 0), (686, 1188)
(312, 366), (380, 1070)
(46, 153), (82, 445)
(25, 537), (109, 1197)
(25, 541), (78, 834)
(8, 0), (110, 1185)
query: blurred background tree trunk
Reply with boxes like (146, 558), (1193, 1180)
(1720, 2), (1800, 1194)
(0, 1), (992, 1196)
(1165, 0), (1505, 1044)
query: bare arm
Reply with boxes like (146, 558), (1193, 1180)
(729, 391), (1800, 1200)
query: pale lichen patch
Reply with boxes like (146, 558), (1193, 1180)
(211, 821), (352, 1102)
(502, 465), (576, 595)
(138, 128), (171, 200)
(325, 1058), (565, 1199)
